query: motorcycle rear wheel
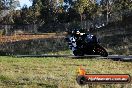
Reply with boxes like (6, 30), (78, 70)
(94, 45), (108, 57)
(73, 50), (84, 56)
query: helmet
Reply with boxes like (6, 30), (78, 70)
(72, 29), (80, 35)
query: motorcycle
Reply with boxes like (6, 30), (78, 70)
(65, 33), (108, 57)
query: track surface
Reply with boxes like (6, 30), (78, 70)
(15, 55), (132, 61)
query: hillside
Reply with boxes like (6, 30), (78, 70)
(0, 33), (67, 55)
(93, 15), (132, 55)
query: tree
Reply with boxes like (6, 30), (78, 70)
(100, 0), (132, 23)
(30, 0), (59, 24)
(0, 0), (20, 24)
(0, 0), (4, 10)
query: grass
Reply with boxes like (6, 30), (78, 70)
(0, 56), (132, 88)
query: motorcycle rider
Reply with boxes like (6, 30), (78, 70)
(71, 29), (81, 39)
(66, 29), (108, 57)
(71, 29), (85, 48)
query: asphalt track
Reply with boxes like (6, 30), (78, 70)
(15, 55), (132, 61)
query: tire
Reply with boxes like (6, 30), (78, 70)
(100, 49), (108, 57)
(73, 50), (84, 56)
(94, 45), (108, 57)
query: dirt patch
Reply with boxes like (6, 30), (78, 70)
(0, 33), (66, 43)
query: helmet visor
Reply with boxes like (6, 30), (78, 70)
(76, 31), (80, 34)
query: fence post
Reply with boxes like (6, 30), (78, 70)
(33, 24), (38, 33)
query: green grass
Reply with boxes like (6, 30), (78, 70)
(0, 56), (132, 88)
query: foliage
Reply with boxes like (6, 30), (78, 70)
(0, 0), (132, 31)
(0, 0), (20, 24)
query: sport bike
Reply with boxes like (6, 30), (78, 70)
(65, 33), (108, 57)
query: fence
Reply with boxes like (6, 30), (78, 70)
(0, 21), (98, 35)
